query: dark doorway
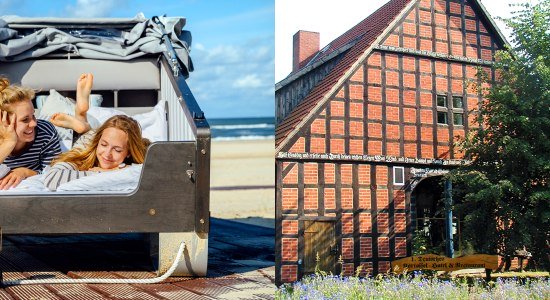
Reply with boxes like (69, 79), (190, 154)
(412, 176), (461, 255)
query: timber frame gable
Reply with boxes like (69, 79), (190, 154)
(275, 0), (511, 285)
(275, 0), (510, 155)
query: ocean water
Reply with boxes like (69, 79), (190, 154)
(209, 117), (275, 140)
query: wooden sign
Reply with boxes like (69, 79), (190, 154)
(391, 254), (498, 272)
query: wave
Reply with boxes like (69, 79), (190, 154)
(212, 135), (275, 141)
(211, 123), (274, 130)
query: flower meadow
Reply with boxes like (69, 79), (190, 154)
(275, 274), (549, 299)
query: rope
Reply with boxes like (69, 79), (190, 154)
(2, 242), (185, 286)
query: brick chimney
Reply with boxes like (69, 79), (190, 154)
(293, 30), (320, 72)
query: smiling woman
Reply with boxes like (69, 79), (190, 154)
(0, 77), (62, 189)
(44, 115), (151, 191)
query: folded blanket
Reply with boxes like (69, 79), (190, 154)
(0, 173), (48, 193)
(0, 164), (142, 193)
(57, 164), (142, 191)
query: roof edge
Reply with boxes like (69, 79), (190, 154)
(275, 41), (355, 91)
(470, 0), (512, 49)
(275, 0), (418, 153)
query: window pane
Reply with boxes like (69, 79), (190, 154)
(437, 95), (447, 107)
(393, 167), (405, 185)
(452, 96), (464, 108)
(437, 112), (448, 124)
(453, 113), (463, 125)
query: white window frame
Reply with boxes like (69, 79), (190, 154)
(393, 166), (405, 185)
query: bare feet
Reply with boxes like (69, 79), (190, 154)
(50, 113), (91, 134)
(76, 73), (93, 123)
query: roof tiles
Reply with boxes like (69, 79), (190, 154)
(276, 0), (414, 148)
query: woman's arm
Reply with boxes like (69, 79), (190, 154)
(0, 109), (17, 164)
(43, 162), (98, 191)
(39, 121), (63, 170)
(0, 143), (15, 164)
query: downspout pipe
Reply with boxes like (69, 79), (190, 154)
(444, 179), (454, 258)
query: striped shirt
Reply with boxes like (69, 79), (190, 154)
(2, 119), (62, 173)
(43, 162), (98, 191)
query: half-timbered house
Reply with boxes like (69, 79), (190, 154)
(275, 0), (509, 284)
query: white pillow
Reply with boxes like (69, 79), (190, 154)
(36, 89), (74, 141)
(87, 106), (126, 126)
(87, 100), (167, 142)
(132, 101), (167, 142)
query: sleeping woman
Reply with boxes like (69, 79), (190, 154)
(43, 74), (150, 191)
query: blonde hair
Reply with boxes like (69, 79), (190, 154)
(53, 115), (151, 170)
(0, 77), (35, 112)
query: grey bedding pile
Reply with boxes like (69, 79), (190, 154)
(0, 14), (192, 75)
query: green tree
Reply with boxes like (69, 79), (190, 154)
(452, 0), (549, 270)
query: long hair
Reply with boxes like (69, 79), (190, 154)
(53, 115), (151, 170)
(0, 77), (35, 111)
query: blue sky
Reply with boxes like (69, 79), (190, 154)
(1, 0), (275, 119)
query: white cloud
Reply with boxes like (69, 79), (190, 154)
(193, 43), (206, 51)
(187, 35), (274, 118)
(234, 74), (262, 89)
(204, 45), (242, 64)
(64, 0), (125, 18)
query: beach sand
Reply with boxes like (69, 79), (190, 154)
(210, 138), (274, 228)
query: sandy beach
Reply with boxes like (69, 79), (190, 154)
(210, 138), (274, 228)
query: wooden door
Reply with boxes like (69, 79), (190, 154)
(304, 221), (337, 274)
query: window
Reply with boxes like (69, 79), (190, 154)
(452, 96), (464, 109)
(393, 166), (405, 185)
(453, 113), (464, 125)
(437, 112), (448, 124)
(437, 95), (447, 107)
(452, 96), (464, 126)
(437, 94), (464, 126)
(437, 95), (448, 124)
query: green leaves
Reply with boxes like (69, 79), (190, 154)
(453, 0), (549, 269)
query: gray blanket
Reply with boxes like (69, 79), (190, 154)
(0, 15), (193, 75)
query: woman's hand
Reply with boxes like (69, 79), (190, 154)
(0, 167), (36, 190)
(0, 109), (17, 150)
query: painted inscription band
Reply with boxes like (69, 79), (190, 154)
(410, 167), (449, 178)
(392, 254), (499, 272)
(375, 45), (494, 66)
(277, 151), (468, 166)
